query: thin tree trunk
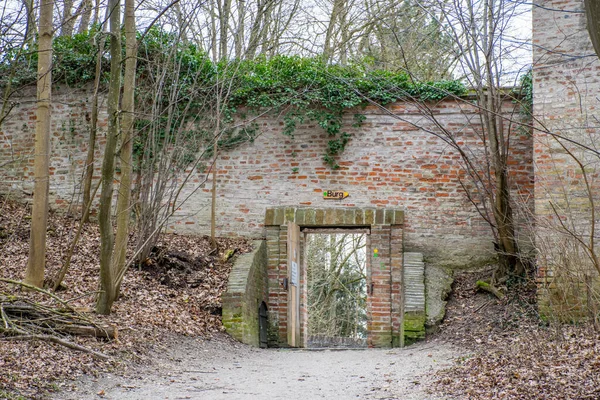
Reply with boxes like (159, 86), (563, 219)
(234, 0), (245, 59)
(23, 0), (38, 45)
(210, 121), (220, 249)
(219, 0), (232, 60)
(174, 2), (189, 45)
(77, 0), (93, 33)
(113, 0), (137, 296)
(210, 0), (218, 61)
(82, 13), (107, 223)
(246, 0), (266, 58)
(256, 1), (273, 55)
(585, 0), (600, 58)
(323, 0), (345, 63)
(25, 0), (54, 288)
(96, 0), (121, 315)
(61, 0), (75, 36)
(92, 0), (100, 26)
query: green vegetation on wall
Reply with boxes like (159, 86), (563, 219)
(1, 28), (467, 168)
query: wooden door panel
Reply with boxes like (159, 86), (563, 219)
(287, 221), (301, 347)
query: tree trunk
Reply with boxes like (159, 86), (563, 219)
(323, 0), (345, 64)
(210, 121), (220, 249)
(82, 17), (106, 223)
(113, 0), (137, 297)
(23, 0), (38, 45)
(77, 0), (93, 34)
(234, 0), (245, 58)
(246, 0), (267, 59)
(210, 0), (218, 61)
(174, 2), (189, 45)
(493, 166), (522, 281)
(96, 0), (121, 315)
(25, 0), (54, 288)
(585, 0), (600, 58)
(92, 0), (100, 27)
(61, 0), (75, 36)
(219, 0), (232, 60)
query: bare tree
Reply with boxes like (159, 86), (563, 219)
(96, 0), (122, 314)
(351, 0), (531, 284)
(24, 0), (54, 288)
(111, 0), (138, 301)
(586, 1), (600, 57)
(0, 1), (32, 130)
(60, 0), (76, 36)
(22, 0), (38, 45)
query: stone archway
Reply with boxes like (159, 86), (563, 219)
(264, 207), (406, 348)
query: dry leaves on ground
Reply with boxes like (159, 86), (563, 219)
(432, 268), (600, 400)
(0, 196), (253, 399)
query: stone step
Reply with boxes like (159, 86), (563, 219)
(403, 252), (425, 314)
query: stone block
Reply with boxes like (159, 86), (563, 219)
(325, 209), (336, 224)
(295, 209), (305, 225)
(273, 208), (284, 225)
(335, 208), (345, 224)
(265, 208), (275, 226)
(394, 210), (404, 224)
(384, 209), (394, 225)
(315, 208), (325, 225)
(284, 207), (296, 223)
(354, 209), (364, 225)
(364, 209), (374, 225)
(305, 208), (316, 225)
(375, 209), (384, 224)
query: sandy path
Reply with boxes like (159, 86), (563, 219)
(56, 335), (458, 400)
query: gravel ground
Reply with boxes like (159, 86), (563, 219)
(55, 334), (459, 400)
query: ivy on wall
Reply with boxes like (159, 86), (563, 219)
(1, 28), (467, 168)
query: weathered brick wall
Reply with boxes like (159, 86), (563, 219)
(533, 0), (600, 317)
(0, 91), (533, 271)
(222, 240), (268, 346)
(0, 88), (107, 206)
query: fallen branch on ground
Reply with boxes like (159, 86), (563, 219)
(476, 280), (505, 299)
(1, 334), (110, 360)
(0, 281), (117, 360)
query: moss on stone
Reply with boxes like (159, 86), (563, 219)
(403, 312), (426, 345)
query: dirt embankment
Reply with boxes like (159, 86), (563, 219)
(0, 196), (252, 398)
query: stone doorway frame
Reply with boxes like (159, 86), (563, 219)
(264, 207), (405, 348)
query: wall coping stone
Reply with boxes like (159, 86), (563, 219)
(265, 206), (404, 226)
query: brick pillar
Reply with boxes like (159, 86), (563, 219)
(368, 224), (392, 347)
(266, 226), (281, 346)
(390, 225), (404, 347)
(277, 224), (289, 345)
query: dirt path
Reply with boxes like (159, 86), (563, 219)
(56, 335), (459, 400)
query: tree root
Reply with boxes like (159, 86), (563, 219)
(476, 280), (505, 300)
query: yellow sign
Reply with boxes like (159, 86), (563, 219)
(323, 190), (349, 200)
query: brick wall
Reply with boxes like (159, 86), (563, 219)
(222, 240), (268, 346)
(0, 91), (534, 272)
(0, 88), (107, 206)
(533, 0), (600, 317)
